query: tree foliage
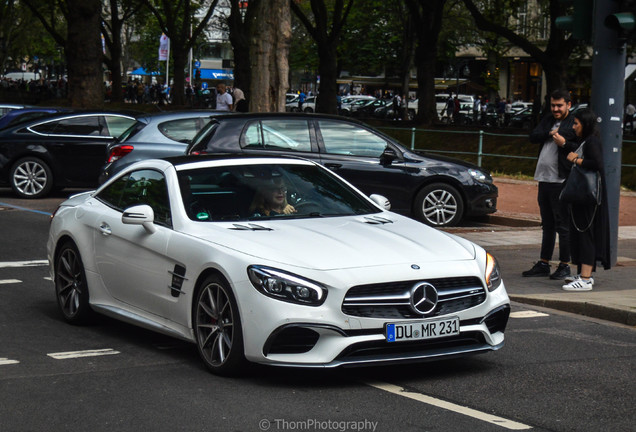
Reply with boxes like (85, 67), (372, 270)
(291, 0), (355, 114)
(462, 0), (578, 96)
(141, 0), (220, 105)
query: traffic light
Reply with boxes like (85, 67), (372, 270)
(195, 69), (201, 81)
(605, 0), (636, 41)
(555, 0), (594, 41)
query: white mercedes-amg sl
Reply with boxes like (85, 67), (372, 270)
(48, 155), (510, 375)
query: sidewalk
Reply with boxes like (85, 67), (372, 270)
(444, 177), (636, 327)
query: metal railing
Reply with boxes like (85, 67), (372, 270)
(377, 126), (636, 170)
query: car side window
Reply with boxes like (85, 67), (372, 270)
(32, 116), (103, 136)
(241, 119), (312, 152)
(318, 120), (388, 158)
(97, 169), (172, 227)
(104, 116), (136, 138)
(158, 117), (209, 142)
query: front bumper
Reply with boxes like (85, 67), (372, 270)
(236, 263), (511, 368)
(465, 183), (498, 217)
(260, 304), (509, 368)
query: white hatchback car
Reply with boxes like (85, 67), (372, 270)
(48, 155), (510, 375)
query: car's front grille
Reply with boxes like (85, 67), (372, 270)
(342, 277), (486, 319)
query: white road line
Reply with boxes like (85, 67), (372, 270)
(366, 381), (532, 430)
(43, 277), (52, 281)
(0, 260), (48, 268)
(510, 311), (549, 319)
(0, 279), (21, 284)
(0, 358), (20, 365)
(47, 349), (120, 360)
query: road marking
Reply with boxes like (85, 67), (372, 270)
(0, 358), (20, 365)
(510, 311), (549, 319)
(0, 279), (21, 284)
(0, 260), (48, 268)
(366, 381), (532, 430)
(47, 349), (120, 360)
(44, 277), (52, 281)
(0, 201), (52, 216)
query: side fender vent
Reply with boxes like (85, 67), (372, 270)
(169, 265), (187, 297)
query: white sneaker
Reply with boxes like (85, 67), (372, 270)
(564, 274), (594, 284)
(562, 277), (594, 291)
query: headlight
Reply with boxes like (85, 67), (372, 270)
(468, 168), (493, 184)
(248, 266), (327, 306)
(485, 252), (502, 292)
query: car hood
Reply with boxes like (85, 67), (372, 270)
(409, 150), (480, 170)
(191, 214), (476, 271)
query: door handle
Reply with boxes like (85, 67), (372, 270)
(324, 163), (342, 170)
(99, 223), (112, 236)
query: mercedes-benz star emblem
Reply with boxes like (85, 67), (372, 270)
(410, 282), (438, 315)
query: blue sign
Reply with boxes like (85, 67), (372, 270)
(201, 82), (208, 90)
(194, 61), (201, 68)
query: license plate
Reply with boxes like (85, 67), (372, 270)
(385, 317), (460, 343)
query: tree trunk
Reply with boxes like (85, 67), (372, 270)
(228, 0), (253, 100)
(407, 0), (445, 125)
(66, 0), (104, 108)
(315, 45), (338, 115)
(106, 0), (125, 103)
(170, 44), (188, 106)
(249, 0), (291, 112)
(399, 13), (416, 120)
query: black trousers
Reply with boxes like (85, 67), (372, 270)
(569, 203), (597, 269)
(537, 182), (570, 263)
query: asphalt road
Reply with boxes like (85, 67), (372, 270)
(1, 189), (635, 432)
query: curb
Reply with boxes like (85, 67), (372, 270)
(510, 295), (636, 326)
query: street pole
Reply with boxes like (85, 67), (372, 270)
(590, 0), (625, 265)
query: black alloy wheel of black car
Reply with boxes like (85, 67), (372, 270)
(9, 156), (54, 199)
(194, 274), (246, 375)
(55, 241), (93, 324)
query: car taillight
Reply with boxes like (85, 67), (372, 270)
(108, 145), (134, 163)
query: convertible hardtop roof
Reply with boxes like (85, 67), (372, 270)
(164, 153), (312, 167)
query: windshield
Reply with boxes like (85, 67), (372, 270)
(177, 163), (380, 222)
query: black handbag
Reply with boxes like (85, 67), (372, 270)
(559, 164), (602, 206)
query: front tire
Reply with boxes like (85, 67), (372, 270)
(10, 157), (54, 198)
(414, 183), (464, 227)
(194, 275), (246, 375)
(55, 241), (93, 324)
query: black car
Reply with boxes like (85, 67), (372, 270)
(0, 107), (72, 130)
(101, 113), (497, 227)
(0, 111), (136, 198)
(176, 113), (497, 227)
(508, 107), (535, 129)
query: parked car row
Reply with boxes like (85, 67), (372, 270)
(0, 107), (498, 227)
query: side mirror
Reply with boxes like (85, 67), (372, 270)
(122, 204), (157, 234)
(369, 194), (391, 210)
(380, 147), (399, 164)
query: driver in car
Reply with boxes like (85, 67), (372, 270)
(250, 178), (296, 217)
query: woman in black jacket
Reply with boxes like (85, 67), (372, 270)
(562, 109), (611, 291)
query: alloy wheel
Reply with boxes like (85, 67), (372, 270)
(11, 158), (52, 198)
(56, 247), (84, 319)
(422, 189), (459, 226)
(195, 281), (235, 367)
